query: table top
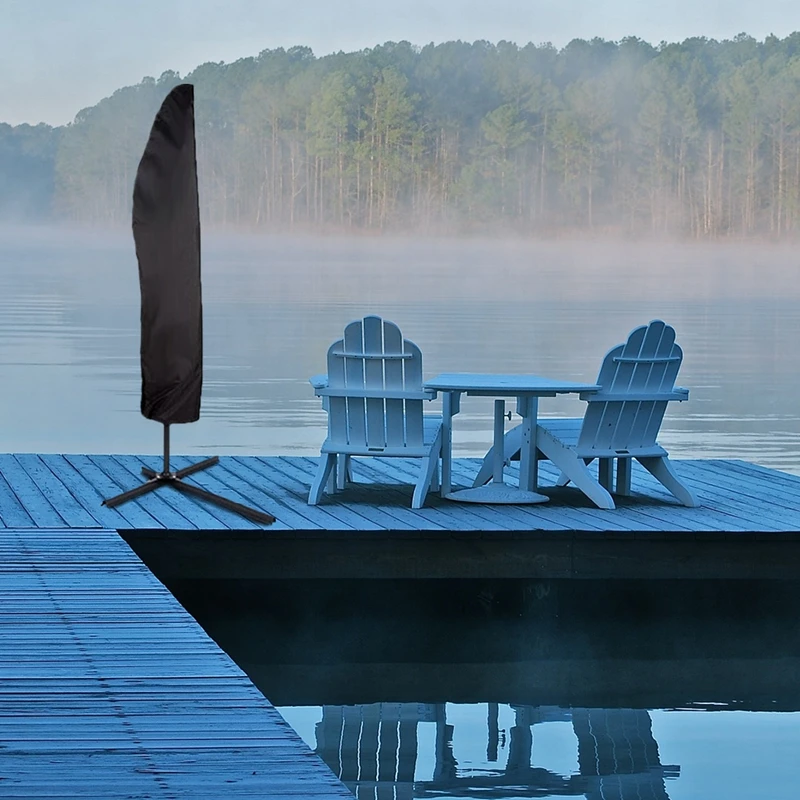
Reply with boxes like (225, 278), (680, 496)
(425, 372), (600, 396)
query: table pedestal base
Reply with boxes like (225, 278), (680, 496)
(445, 482), (549, 504)
(445, 398), (550, 504)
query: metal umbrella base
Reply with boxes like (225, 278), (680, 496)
(102, 424), (276, 525)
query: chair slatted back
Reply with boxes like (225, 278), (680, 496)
(577, 320), (683, 455)
(326, 316), (425, 451)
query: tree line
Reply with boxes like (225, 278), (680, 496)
(4, 33), (800, 237)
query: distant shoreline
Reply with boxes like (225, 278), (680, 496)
(5, 36), (800, 240)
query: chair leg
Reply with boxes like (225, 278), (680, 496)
(616, 458), (632, 496)
(325, 456), (338, 494)
(473, 425), (523, 487)
(598, 458), (613, 491)
(335, 455), (352, 491)
(556, 458), (593, 487)
(537, 427), (615, 509)
(413, 433), (443, 509)
(309, 454), (337, 505)
(638, 457), (699, 507)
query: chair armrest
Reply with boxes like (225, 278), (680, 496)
(309, 374), (328, 390)
(581, 388), (690, 402)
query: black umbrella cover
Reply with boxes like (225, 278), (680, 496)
(132, 83), (203, 424)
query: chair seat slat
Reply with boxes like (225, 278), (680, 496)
(331, 350), (413, 360)
(315, 387), (436, 400)
(612, 355), (681, 363)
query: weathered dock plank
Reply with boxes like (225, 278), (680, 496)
(0, 454), (797, 533)
(16, 454), (103, 529)
(0, 528), (352, 799)
(52, 453), (159, 529)
(0, 455), (69, 528)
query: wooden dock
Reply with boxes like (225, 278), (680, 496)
(0, 527), (352, 799)
(1, 458), (799, 795)
(2, 454), (800, 583)
(0, 453), (798, 534)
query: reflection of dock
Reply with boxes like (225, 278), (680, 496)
(243, 656), (800, 712)
(173, 569), (800, 713)
(313, 703), (679, 799)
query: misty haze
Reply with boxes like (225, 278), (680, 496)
(0, 226), (797, 473)
(5, 35), (800, 238)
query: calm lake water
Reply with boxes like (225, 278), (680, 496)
(172, 576), (800, 800)
(3, 226), (800, 799)
(1, 225), (798, 473)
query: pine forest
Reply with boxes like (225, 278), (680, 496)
(4, 34), (800, 237)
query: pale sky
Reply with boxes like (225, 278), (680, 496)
(2, 0), (798, 126)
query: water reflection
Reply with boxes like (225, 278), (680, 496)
(313, 703), (676, 799)
(162, 577), (800, 800)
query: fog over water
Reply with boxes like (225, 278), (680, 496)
(0, 226), (797, 475)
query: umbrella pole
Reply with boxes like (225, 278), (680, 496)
(164, 422), (170, 474)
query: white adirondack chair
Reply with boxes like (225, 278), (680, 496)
(308, 315), (443, 509)
(474, 320), (699, 509)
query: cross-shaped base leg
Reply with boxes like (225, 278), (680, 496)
(101, 425), (276, 525)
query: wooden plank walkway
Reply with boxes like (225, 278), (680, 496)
(0, 527), (352, 799)
(0, 454), (797, 533)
